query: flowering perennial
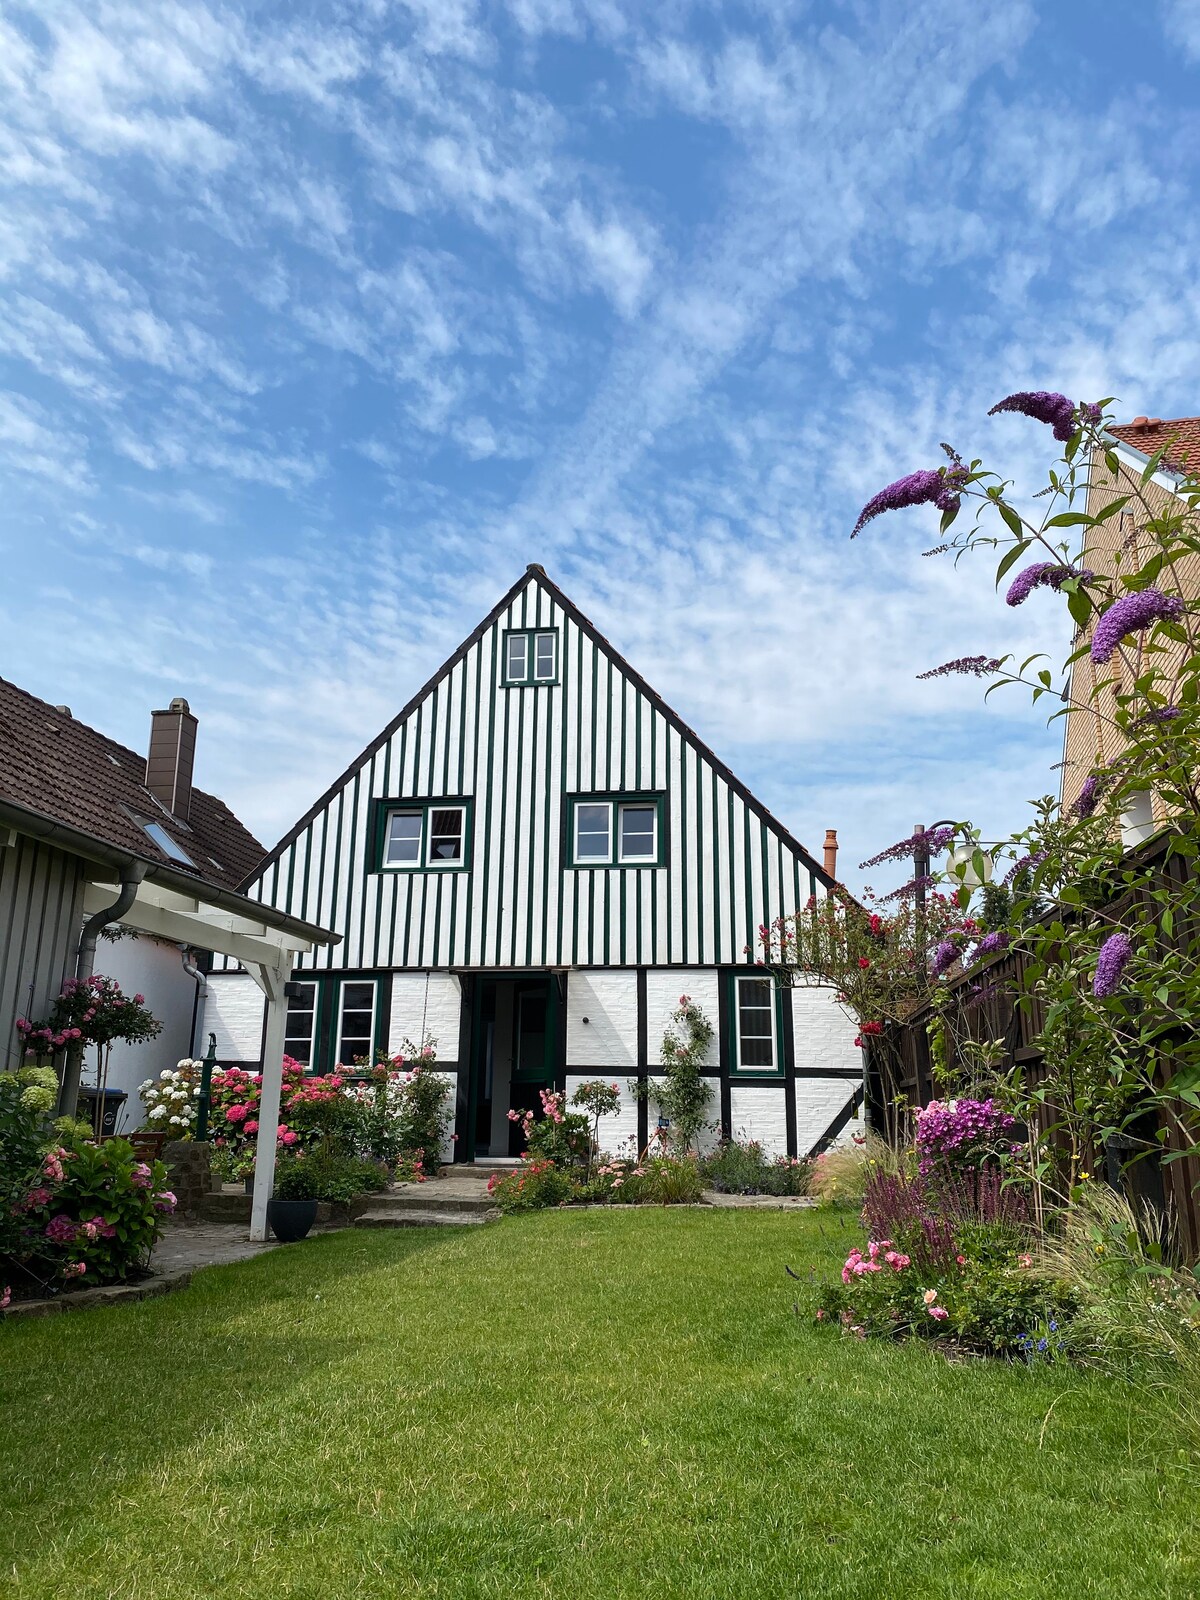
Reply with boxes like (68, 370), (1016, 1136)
(1090, 588), (1184, 664)
(916, 655), (1004, 680)
(1004, 562), (1093, 607)
(1093, 933), (1133, 999)
(851, 466), (968, 538)
(914, 1098), (1018, 1177)
(987, 390), (1099, 442)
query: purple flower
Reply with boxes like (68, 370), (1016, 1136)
(879, 874), (937, 903)
(1005, 562), (1093, 607)
(1091, 588), (1185, 664)
(988, 391), (1092, 443)
(852, 466), (967, 538)
(917, 655), (1004, 680)
(974, 931), (1009, 956)
(1093, 933), (1132, 998)
(1136, 706), (1183, 726)
(932, 939), (963, 977)
(861, 826), (957, 870)
(1003, 851), (1047, 886)
(1071, 773), (1110, 819)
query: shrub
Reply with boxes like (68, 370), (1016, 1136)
(633, 995), (716, 1155)
(390, 1048), (454, 1169)
(487, 1159), (575, 1213)
(509, 1089), (591, 1170)
(274, 1143), (389, 1204)
(571, 1079), (621, 1176)
(914, 1098), (1020, 1178)
(138, 1060), (201, 1138)
(701, 1139), (810, 1196)
(4, 1135), (175, 1294)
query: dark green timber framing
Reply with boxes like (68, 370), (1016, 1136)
(225, 566), (847, 976)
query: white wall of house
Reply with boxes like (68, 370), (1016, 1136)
(389, 972), (461, 1062)
(202, 970), (265, 1061)
(566, 971), (637, 1068)
(790, 985), (860, 1072)
(95, 935), (201, 1134)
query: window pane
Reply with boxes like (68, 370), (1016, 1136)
(428, 808), (464, 862)
(737, 978), (775, 1068)
(284, 982), (317, 1065)
(534, 632), (556, 679)
(506, 634), (528, 681)
(385, 812), (422, 864)
(619, 804), (656, 860)
(339, 982), (375, 1065)
(574, 802), (611, 861)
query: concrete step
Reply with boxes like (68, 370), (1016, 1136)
(370, 1187), (496, 1216)
(353, 1206), (498, 1229)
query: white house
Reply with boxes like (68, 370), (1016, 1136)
(203, 566), (862, 1161)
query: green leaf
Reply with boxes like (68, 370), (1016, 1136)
(997, 502), (1025, 540)
(1067, 587), (1092, 629)
(995, 538), (1030, 586)
(1043, 511), (1093, 528)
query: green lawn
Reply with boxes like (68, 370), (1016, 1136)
(2, 1210), (1197, 1599)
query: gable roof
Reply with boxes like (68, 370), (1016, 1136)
(1108, 415), (1200, 476)
(248, 563), (838, 897)
(0, 676), (265, 892)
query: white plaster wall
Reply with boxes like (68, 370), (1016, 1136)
(96, 936), (201, 1133)
(436, 1071), (458, 1164)
(643, 969), (720, 1068)
(566, 971), (637, 1068)
(790, 985), (860, 1073)
(202, 971), (265, 1063)
(793, 1078), (860, 1155)
(728, 1086), (789, 1157)
(644, 1074), (721, 1156)
(566, 1072), (639, 1158)
(389, 972), (461, 1062)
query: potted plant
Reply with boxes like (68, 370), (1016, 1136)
(233, 1152), (256, 1194)
(267, 1154), (319, 1242)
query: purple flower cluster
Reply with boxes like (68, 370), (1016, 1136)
(988, 391), (1098, 443)
(1093, 932), (1132, 998)
(852, 466), (968, 538)
(1136, 705), (1183, 726)
(1003, 851), (1047, 886)
(914, 1097), (1018, 1177)
(1005, 562), (1093, 607)
(878, 874), (937, 904)
(1070, 772), (1112, 819)
(1091, 588), (1185, 664)
(917, 655), (1004, 680)
(932, 938), (963, 977)
(860, 825), (957, 871)
(974, 931), (1009, 956)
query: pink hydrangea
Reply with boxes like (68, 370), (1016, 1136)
(130, 1163), (153, 1188)
(153, 1191), (178, 1214)
(225, 1103), (248, 1124)
(44, 1214), (77, 1244)
(928, 1305), (949, 1322)
(63, 1261), (87, 1279)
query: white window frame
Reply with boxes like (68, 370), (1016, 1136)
(383, 809), (424, 869)
(505, 633), (529, 684)
(426, 805), (466, 868)
(617, 802), (657, 864)
(734, 974), (778, 1073)
(283, 980), (319, 1068)
(533, 631), (557, 681)
(336, 979), (377, 1068)
(573, 800), (613, 865)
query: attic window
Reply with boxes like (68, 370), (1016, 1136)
(138, 818), (196, 868)
(502, 628), (558, 686)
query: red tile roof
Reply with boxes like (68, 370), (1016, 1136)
(1108, 415), (1200, 476)
(0, 677), (265, 890)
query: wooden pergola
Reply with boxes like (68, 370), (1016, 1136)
(80, 869), (339, 1241)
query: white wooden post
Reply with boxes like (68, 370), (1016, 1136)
(248, 955), (293, 1242)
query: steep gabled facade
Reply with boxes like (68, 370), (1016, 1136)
(203, 566), (861, 1161)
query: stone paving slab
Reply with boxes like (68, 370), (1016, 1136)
(701, 1192), (817, 1209)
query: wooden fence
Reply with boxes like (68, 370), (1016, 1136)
(870, 832), (1200, 1259)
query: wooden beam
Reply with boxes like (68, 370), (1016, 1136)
(80, 892), (312, 966)
(249, 957), (292, 1243)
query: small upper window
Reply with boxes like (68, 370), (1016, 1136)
(503, 628), (558, 685)
(138, 818), (195, 867)
(379, 802), (470, 871)
(568, 795), (663, 867)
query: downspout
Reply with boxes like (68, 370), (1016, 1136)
(179, 946), (208, 1058)
(58, 862), (148, 1119)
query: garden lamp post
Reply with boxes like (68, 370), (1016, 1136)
(912, 821), (960, 918)
(195, 1031), (217, 1143)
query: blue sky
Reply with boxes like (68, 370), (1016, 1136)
(3, 0), (1200, 891)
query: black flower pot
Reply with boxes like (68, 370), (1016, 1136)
(266, 1198), (318, 1243)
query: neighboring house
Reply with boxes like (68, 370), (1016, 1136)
(204, 565), (862, 1162)
(1063, 414), (1200, 829)
(0, 680), (333, 1130)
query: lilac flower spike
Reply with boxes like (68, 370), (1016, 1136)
(1091, 588), (1185, 664)
(860, 826), (957, 871)
(1093, 933), (1132, 998)
(917, 656), (1003, 680)
(932, 939), (963, 977)
(1005, 562), (1094, 607)
(974, 931), (1009, 956)
(1071, 773), (1109, 819)
(851, 466), (967, 537)
(988, 391), (1091, 443)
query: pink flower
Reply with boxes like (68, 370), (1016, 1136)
(80, 1221), (99, 1242)
(89, 1216), (116, 1239)
(922, 1289), (938, 1306)
(243, 1120), (259, 1136)
(1017, 1253), (1032, 1269)
(928, 1305), (949, 1322)
(815, 1308), (825, 1321)
(154, 1191), (177, 1213)
(41, 1154), (64, 1183)
(63, 1261), (87, 1279)
(0, 1285), (10, 1311)
(279, 1130), (298, 1146)
(225, 1103), (247, 1124)
(134, 993), (144, 1005)
(22, 1187), (52, 1211)
(45, 1214), (77, 1244)
(955, 1254), (967, 1267)
(130, 1163), (153, 1188)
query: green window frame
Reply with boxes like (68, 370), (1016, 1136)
(566, 792), (666, 868)
(727, 971), (785, 1077)
(502, 627), (559, 686)
(371, 798), (473, 873)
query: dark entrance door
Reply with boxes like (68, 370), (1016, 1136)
(465, 975), (559, 1160)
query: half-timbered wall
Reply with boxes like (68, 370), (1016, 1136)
(231, 570), (826, 972)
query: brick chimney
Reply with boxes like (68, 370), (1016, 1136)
(823, 828), (838, 880)
(146, 697), (198, 819)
